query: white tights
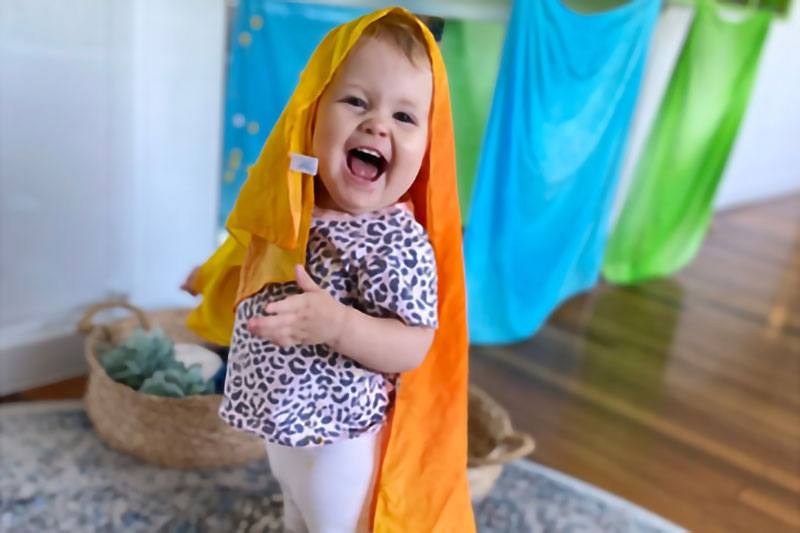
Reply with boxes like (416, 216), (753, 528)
(265, 429), (383, 533)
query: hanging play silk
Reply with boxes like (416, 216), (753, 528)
(440, 19), (506, 223)
(603, 0), (771, 283)
(219, 1), (366, 230)
(463, 0), (660, 344)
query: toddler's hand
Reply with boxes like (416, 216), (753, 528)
(180, 267), (200, 296)
(246, 265), (347, 347)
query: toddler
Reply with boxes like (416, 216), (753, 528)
(185, 8), (473, 533)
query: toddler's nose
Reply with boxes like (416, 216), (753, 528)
(359, 117), (389, 138)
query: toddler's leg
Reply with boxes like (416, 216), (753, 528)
(280, 490), (307, 533)
(266, 443), (309, 533)
(297, 429), (383, 533)
(266, 429), (383, 533)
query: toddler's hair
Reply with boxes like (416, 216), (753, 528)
(362, 14), (430, 69)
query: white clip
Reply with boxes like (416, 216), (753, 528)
(290, 153), (319, 176)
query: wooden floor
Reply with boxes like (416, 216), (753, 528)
(3, 194), (798, 532)
(470, 194), (800, 532)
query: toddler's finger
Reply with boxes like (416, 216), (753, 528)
(267, 313), (298, 329)
(246, 315), (290, 338)
(245, 317), (268, 338)
(265, 295), (305, 315)
(294, 264), (320, 292)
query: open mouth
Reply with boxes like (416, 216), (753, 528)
(346, 147), (388, 182)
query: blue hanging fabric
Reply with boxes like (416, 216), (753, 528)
(463, 0), (660, 344)
(219, 1), (367, 230)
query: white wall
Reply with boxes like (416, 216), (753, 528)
(0, 0), (118, 338)
(715, 2), (800, 207)
(126, 1), (225, 309)
(0, 0), (225, 394)
(0, 0), (121, 391)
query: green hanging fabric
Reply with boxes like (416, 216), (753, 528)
(440, 19), (506, 223)
(603, 0), (771, 283)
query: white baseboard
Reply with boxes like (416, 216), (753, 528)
(0, 330), (87, 397)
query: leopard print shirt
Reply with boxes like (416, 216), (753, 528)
(219, 205), (438, 447)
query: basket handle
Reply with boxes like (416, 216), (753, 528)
(76, 300), (151, 335)
(468, 431), (536, 467)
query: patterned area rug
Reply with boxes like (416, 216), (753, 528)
(0, 401), (684, 532)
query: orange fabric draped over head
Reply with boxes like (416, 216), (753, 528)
(186, 8), (474, 532)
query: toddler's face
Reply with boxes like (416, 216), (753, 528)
(312, 36), (432, 214)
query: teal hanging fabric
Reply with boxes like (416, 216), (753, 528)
(440, 20), (506, 224)
(463, 0), (660, 344)
(603, 2), (771, 284)
(220, 1), (367, 230)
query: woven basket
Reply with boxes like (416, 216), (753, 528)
(77, 301), (266, 469)
(77, 301), (534, 492)
(466, 386), (535, 500)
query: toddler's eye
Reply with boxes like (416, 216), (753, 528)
(343, 96), (367, 108)
(394, 112), (416, 125)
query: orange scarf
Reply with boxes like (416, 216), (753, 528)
(187, 8), (473, 531)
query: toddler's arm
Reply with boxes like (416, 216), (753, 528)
(246, 265), (434, 373)
(333, 303), (434, 373)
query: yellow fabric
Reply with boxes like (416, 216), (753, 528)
(186, 236), (244, 346)
(187, 8), (474, 531)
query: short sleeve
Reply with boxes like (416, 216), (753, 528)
(358, 233), (438, 328)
